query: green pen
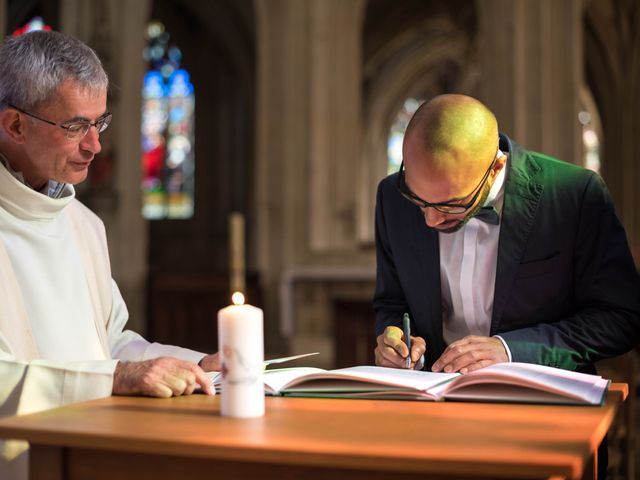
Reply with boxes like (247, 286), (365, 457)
(402, 313), (411, 369)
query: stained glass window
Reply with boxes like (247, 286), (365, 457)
(578, 87), (601, 174)
(387, 97), (424, 176)
(141, 21), (195, 220)
(12, 16), (52, 36)
(580, 112), (600, 174)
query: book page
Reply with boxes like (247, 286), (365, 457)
(261, 367), (327, 394)
(207, 352), (320, 387)
(441, 383), (596, 405)
(263, 352), (319, 367)
(278, 366), (459, 394)
(283, 390), (441, 401)
(207, 371), (221, 385)
(443, 362), (607, 405)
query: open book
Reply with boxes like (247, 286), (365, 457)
(210, 362), (609, 405)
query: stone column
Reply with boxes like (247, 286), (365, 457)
(255, 0), (368, 354)
(60, 0), (151, 333)
(307, 0), (365, 252)
(255, 0), (311, 351)
(584, 0), (640, 257)
(477, 0), (583, 164)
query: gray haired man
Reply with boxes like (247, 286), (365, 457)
(0, 30), (218, 479)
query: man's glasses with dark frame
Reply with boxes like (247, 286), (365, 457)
(8, 104), (112, 141)
(396, 148), (502, 214)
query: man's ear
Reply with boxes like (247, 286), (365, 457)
(0, 109), (27, 144)
(492, 151), (507, 177)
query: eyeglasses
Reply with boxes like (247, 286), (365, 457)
(396, 148), (503, 214)
(8, 103), (112, 141)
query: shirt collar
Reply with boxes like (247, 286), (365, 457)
(483, 150), (508, 215)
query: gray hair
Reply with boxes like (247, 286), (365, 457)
(0, 30), (108, 111)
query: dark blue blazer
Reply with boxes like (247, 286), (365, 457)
(373, 134), (640, 372)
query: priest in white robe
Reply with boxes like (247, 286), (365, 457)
(0, 30), (219, 479)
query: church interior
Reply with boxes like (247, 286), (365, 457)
(1, 0), (639, 478)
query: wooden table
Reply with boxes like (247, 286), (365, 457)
(0, 384), (627, 480)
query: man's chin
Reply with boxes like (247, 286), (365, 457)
(433, 222), (465, 234)
(432, 210), (478, 234)
(61, 171), (89, 186)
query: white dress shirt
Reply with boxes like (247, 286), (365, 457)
(438, 157), (511, 359)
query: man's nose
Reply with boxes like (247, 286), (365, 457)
(79, 126), (102, 155)
(423, 207), (447, 228)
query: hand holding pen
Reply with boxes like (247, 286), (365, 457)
(373, 313), (426, 370)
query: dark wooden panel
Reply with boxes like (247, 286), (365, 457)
(147, 271), (262, 353)
(30, 444), (64, 480)
(66, 447), (466, 480)
(333, 299), (376, 369)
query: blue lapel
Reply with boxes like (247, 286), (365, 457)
(491, 135), (544, 334)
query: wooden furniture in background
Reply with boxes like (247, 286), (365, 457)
(147, 272), (262, 353)
(333, 299), (376, 368)
(0, 385), (628, 480)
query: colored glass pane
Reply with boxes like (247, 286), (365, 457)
(141, 22), (195, 220)
(387, 98), (424, 176)
(12, 17), (52, 36)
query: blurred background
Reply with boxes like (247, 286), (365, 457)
(0, 0), (638, 477)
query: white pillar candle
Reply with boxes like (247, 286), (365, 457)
(218, 292), (265, 418)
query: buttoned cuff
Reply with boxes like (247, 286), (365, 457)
(493, 335), (512, 362)
(414, 355), (425, 371)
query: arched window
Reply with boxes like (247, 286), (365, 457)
(579, 87), (601, 174)
(12, 16), (52, 36)
(387, 97), (424, 176)
(141, 21), (195, 220)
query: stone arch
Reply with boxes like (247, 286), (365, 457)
(357, 2), (479, 243)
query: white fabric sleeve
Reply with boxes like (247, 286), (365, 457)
(0, 349), (117, 418)
(0, 353), (117, 416)
(493, 335), (513, 362)
(107, 280), (206, 365)
(0, 346), (116, 480)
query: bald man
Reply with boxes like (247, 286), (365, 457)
(373, 94), (640, 376)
